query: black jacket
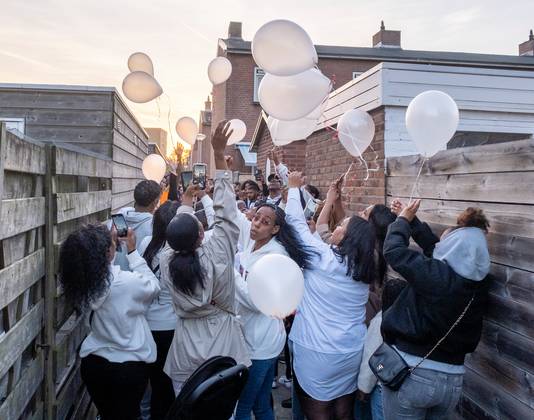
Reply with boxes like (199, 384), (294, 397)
(382, 217), (489, 365)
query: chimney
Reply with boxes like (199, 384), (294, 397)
(519, 30), (534, 56)
(228, 21), (242, 39)
(204, 96), (212, 111)
(372, 21), (401, 49)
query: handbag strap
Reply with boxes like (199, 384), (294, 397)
(410, 295), (475, 372)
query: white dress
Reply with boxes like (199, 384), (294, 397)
(285, 187), (369, 401)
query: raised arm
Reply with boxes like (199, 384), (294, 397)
(285, 172), (330, 254)
(271, 148), (289, 186)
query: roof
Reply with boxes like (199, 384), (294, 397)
(220, 38), (534, 70)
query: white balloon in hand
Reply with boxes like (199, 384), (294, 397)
(128, 52), (154, 76)
(405, 90), (459, 157)
(122, 71), (163, 103)
(176, 117), (199, 145)
(252, 19), (317, 76)
(227, 119), (247, 145)
(142, 154), (166, 183)
(337, 109), (375, 158)
(208, 57), (232, 85)
(247, 254), (305, 318)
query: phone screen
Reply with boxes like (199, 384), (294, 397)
(255, 169), (262, 181)
(193, 164), (207, 190)
(304, 199), (319, 220)
(181, 171), (193, 191)
(111, 214), (128, 237)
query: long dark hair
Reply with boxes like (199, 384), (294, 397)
(256, 203), (317, 269)
(143, 200), (180, 270)
(166, 213), (204, 296)
(333, 216), (376, 284)
(58, 224), (112, 314)
(368, 204), (396, 287)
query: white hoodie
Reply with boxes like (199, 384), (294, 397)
(234, 211), (287, 360)
(79, 250), (160, 363)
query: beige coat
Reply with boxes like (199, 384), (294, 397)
(162, 170), (250, 390)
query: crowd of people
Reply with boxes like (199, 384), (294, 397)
(58, 120), (491, 420)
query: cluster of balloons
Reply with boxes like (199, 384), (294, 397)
(253, 20), (331, 146)
(247, 254), (304, 318)
(142, 153), (167, 183)
(406, 90), (459, 157)
(122, 52), (163, 103)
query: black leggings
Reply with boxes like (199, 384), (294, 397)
(81, 354), (149, 420)
(293, 371), (355, 420)
(149, 330), (176, 419)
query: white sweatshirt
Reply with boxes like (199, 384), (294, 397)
(79, 250), (161, 363)
(357, 311), (382, 393)
(138, 237), (178, 331)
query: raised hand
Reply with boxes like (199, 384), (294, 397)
(288, 171), (304, 189)
(390, 199), (404, 216)
(211, 120), (233, 156)
(399, 199), (421, 222)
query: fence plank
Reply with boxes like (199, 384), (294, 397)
(4, 130), (46, 174)
(112, 190), (134, 211)
(386, 172), (534, 204)
(113, 161), (143, 179)
(0, 248), (45, 309)
(56, 190), (112, 223)
(0, 352), (44, 420)
(0, 197), (46, 240)
(489, 263), (534, 306)
(55, 146), (112, 178)
(386, 138), (534, 176)
(55, 362), (83, 420)
(0, 300), (43, 379)
(112, 178), (139, 194)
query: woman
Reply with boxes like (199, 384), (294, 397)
(382, 201), (490, 419)
(160, 120), (251, 394)
(234, 201), (316, 420)
(285, 171), (376, 420)
(137, 200), (180, 419)
(58, 225), (160, 420)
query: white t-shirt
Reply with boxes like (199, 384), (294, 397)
(80, 250), (160, 363)
(138, 236), (178, 331)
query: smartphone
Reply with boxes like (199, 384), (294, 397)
(193, 163), (207, 190)
(180, 171), (193, 191)
(304, 199), (319, 220)
(254, 169), (263, 181)
(111, 214), (128, 237)
(232, 171), (240, 184)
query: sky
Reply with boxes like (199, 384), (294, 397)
(1, 0), (533, 152)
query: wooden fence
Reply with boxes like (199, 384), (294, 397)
(0, 123), (112, 419)
(386, 138), (534, 419)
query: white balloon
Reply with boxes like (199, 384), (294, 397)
(208, 57), (232, 85)
(122, 71), (163, 103)
(247, 254), (305, 318)
(128, 52), (154, 76)
(405, 90), (459, 157)
(252, 20), (317, 76)
(259, 68), (331, 121)
(337, 109), (376, 158)
(176, 117), (198, 145)
(142, 154), (166, 182)
(267, 100), (326, 146)
(227, 119), (247, 145)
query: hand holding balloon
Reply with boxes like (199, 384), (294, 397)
(399, 199), (421, 222)
(288, 171), (304, 189)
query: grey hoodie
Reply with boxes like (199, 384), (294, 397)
(433, 227), (490, 281)
(113, 207), (153, 271)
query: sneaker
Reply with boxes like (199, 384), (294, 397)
(278, 375), (292, 389)
(272, 379), (278, 389)
(281, 398), (292, 409)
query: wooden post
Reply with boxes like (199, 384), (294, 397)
(0, 123), (6, 248)
(43, 144), (57, 420)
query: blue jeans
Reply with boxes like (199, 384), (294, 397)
(235, 357), (277, 420)
(382, 368), (463, 420)
(354, 383), (384, 420)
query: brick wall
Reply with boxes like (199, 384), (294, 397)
(317, 58), (380, 89)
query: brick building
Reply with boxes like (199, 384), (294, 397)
(250, 31), (534, 214)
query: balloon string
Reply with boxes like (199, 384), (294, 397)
(155, 97), (161, 120)
(164, 93), (177, 151)
(409, 157), (427, 202)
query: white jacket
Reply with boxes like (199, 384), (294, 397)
(234, 211), (287, 360)
(79, 250), (160, 363)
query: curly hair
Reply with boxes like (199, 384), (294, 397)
(58, 224), (112, 314)
(457, 207), (490, 232)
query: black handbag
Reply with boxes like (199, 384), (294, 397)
(369, 296), (474, 390)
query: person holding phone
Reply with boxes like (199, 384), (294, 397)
(58, 225), (160, 420)
(160, 120), (251, 394)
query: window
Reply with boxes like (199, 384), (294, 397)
(253, 67), (265, 103)
(0, 117), (25, 134)
(352, 71), (363, 79)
